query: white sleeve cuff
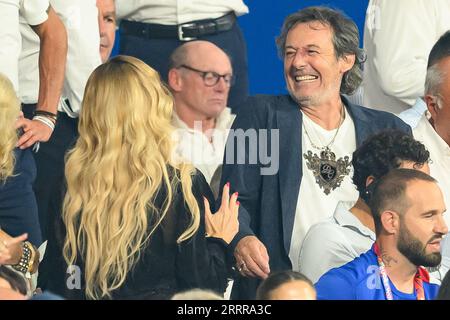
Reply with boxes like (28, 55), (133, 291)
(20, 0), (49, 26)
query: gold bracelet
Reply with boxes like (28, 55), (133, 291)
(11, 241), (32, 274)
(28, 243), (39, 274)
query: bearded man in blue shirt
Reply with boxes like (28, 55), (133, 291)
(316, 169), (447, 300)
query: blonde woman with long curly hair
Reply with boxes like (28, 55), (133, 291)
(41, 56), (239, 300)
(0, 73), (42, 248)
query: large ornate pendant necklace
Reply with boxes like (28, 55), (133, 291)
(302, 105), (352, 195)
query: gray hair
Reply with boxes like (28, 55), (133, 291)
(168, 41), (233, 70)
(425, 64), (445, 109)
(168, 44), (190, 69)
(275, 6), (366, 95)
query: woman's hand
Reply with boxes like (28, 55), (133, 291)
(0, 231), (27, 265)
(204, 183), (239, 244)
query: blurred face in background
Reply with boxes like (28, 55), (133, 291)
(425, 57), (450, 146)
(170, 42), (233, 121)
(268, 280), (316, 300)
(97, 0), (116, 62)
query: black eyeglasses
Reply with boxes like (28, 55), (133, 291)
(178, 64), (234, 87)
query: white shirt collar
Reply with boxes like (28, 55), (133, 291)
(416, 113), (450, 157)
(333, 201), (376, 240)
(398, 98), (428, 129)
(172, 107), (235, 133)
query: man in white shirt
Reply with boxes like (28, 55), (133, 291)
(116, 0), (249, 112)
(399, 31), (450, 228)
(168, 41), (235, 198)
(363, 0), (450, 114)
(0, 0), (67, 148)
(14, 0), (102, 240)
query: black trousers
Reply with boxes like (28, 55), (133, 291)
(119, 19), (249, 113)
(22, 104), (78, 240)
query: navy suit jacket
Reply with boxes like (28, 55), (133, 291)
(219, 94), (412, 299)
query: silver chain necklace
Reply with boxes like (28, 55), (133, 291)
(302, 104), (344, 151)
(302, 104), (352, 195)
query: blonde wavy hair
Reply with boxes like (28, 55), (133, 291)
(63, 56), (200, 300)
(0, 74), (20, 182)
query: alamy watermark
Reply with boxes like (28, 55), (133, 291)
(172, 121), (280, 176)
(66, 265), (81, 290)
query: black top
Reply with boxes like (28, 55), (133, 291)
(39, 169), (231, 299)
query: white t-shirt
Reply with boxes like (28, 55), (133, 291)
(363, 0), (450, 114)
(289, 107), (359, 270)
(116, 0), (249, 24)
(18, 0), (101, 115)
(410, 114), (450, 228)
(0, 0), (49, 92)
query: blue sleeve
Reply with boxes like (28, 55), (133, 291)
(315, 270), (355, 300)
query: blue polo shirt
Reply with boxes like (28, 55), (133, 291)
(315, 245), (440, 300)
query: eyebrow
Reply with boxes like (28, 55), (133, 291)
(285, 44), (321, 50)
(104, 11), (116, 17)
(420, 210), (442, 217)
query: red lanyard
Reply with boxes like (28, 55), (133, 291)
(373, 243), (428, 300)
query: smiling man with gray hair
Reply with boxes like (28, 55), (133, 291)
(219, 6), (412, 299)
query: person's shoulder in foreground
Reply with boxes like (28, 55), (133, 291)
(316, 245), (440, 300)
(315, 246), (377, 300)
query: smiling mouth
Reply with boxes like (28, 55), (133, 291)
(294, 75), (319, 82)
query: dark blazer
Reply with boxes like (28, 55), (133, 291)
(220, 95), (412, 299)
(0, 148), (42, 246)
(39, 169), (232, 299)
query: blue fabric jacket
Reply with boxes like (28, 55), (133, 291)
(0, 148), (41, 246)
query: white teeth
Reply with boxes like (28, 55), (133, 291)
(295, 75), (318, 81)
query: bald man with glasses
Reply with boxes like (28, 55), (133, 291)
(168, 40), (236, 198)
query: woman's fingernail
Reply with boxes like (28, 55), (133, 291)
(236, 201), (240, 206)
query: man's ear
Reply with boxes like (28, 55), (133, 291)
(168, 68), (183, 92)
(365, 175), (375, 188)
(380, 210), (399, 235)
(424, 94), (439, 120)
(340, 53), (356, 73)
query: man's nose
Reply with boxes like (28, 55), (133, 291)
(291, 51), (308, 70)
(98, 16), (106, 33)
(435, 214), (449, 235)
(214, 76), (229, 91)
